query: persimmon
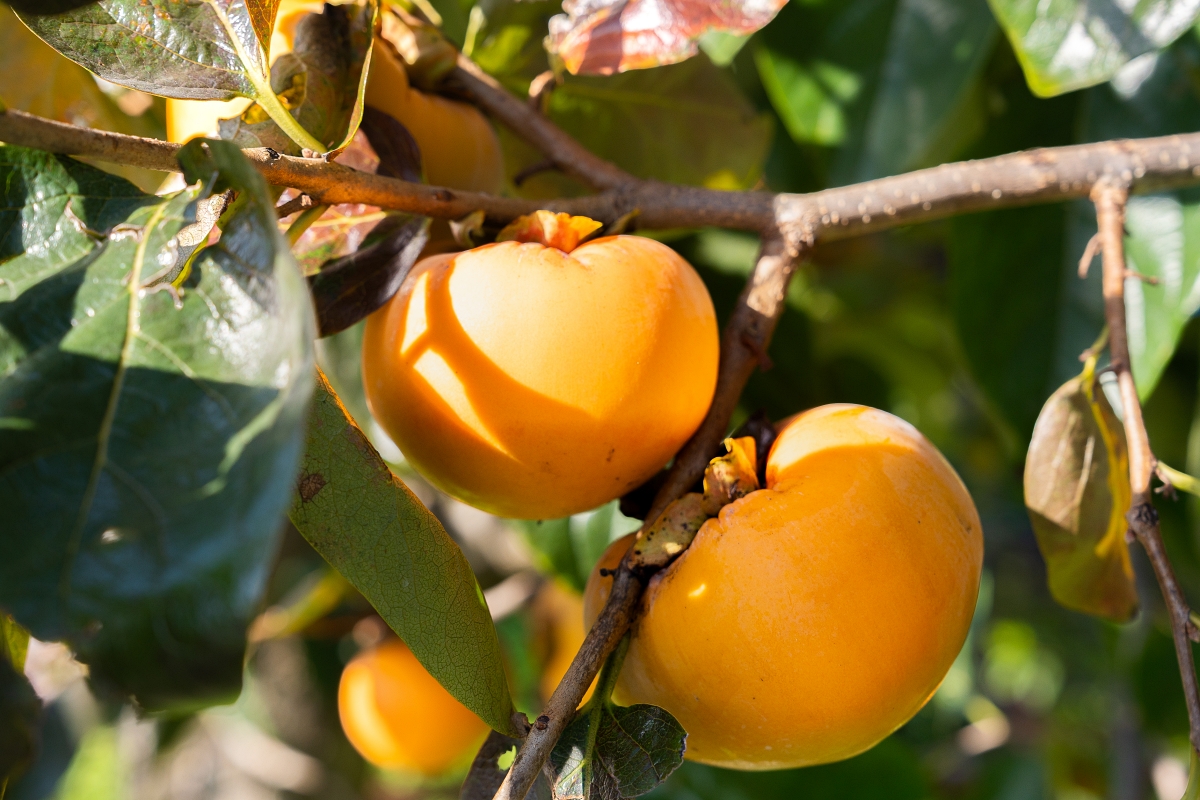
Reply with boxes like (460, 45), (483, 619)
(532, 580), (596, 705)
(164, 4), (504, 196)
(362, 211), (719, 519)
(585, 404), (983, 770)
(338, 638), (489, 775)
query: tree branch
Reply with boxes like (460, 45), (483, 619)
(442, 56), (636, 192)
(1093, 181), (1200, 754)
(488, 236), (805, 800)
(5, 108), (1200, 242)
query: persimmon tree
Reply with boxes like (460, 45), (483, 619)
(4, 1), (1200, 799)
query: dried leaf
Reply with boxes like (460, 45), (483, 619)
(309, 215), (430, 336)
(702, 436), (758, 510)
(547, 0), (786, 75)
(1024, 375), (1137, 622)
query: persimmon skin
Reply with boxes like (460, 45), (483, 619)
(338, 639), (489, 776)
(364, 39), (504, 195)
(585, 404), (983, 770)
(362, 236), (719, 519)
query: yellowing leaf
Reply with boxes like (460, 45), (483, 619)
(547, 0), (786, 75)
(1024, 374), (1137, 622)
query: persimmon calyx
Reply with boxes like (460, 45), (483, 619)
(630, 437), (760, 572)
(495, 211), (604, 253)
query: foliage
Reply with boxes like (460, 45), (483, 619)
(5, 0), (1200, 798)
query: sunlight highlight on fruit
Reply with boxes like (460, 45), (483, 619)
(362, 216), (719, 519)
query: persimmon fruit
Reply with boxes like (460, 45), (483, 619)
(585, 404), (983, 769)
(338, 638), (489, 775)
(362, 212), (719, 520)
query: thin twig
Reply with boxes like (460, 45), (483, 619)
(1094, 181), (1200, 754)
(490, 236), (805, 800)
(275, 192), (316, 218)
(442, 56), (635, 192)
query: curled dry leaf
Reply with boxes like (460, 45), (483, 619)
(1024, 373), (1137, 622)
(546, 0), (787, 75)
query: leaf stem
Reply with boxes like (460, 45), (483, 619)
(1159, 463), (1200, 498)
(248, 74), (327, 154)
(285, 203), (328, 245)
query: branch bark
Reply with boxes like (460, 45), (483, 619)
(1093, 181), (1200, 755)
(488, 236), (805, 800)
(5, 108), (1200, 242)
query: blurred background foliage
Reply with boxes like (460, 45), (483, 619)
(8, 0), (1200, 797)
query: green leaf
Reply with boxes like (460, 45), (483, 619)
(516, 502), (641, 592)
(0, 654), (39, 792)
(594, 705), (688, 797)
(548, 704), (687, 799)
(949, 205), (1068, 440)
(1079, 39), (1200, 399)
(755, 0), (996, 181)
(17, 0), (325, 152)
(987, 0), (1200, 96)
(0, 141), (315, 711)
(220, 1), (378, 154)
(546, 56), (771, 190)
(289, 370), (518, 736)
(1024, 373), (1138, 622)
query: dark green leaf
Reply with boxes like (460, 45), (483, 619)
(289, 371), (518, 736)
(0, 655), (39, 791)
(0, 141), (315, 711)
(987, 0), (1200, 96)
(461, 730), (523, 800)
(756, 0), (996, 181)
(548, 703), (687, 800)
(949, 204), (1068, 440)
(595, 705), (688, 797)
(309, 215), (429, 337)
(360, 105), (423, 183)
(546, 56), (771, 190)
(220, 1), (376, 154)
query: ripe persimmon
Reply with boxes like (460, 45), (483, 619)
(338, 638), (489, 775)
(362, 212), (719, 520)
(165, 3), (503, 196)
(585, 404), (983, 769)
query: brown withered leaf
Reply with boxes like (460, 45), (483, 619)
(631, 437), (759, 570)
(546, 0), (787, 75)
(1024, 375), (1137, 622)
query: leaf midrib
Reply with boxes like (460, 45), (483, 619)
(59, 201), (168, 600)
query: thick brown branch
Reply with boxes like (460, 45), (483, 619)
(6, 109), (1200, 243)
(1094, 182), (1200, 754)
(442, 56), (636, 192)
(489, 238), (804, 800)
